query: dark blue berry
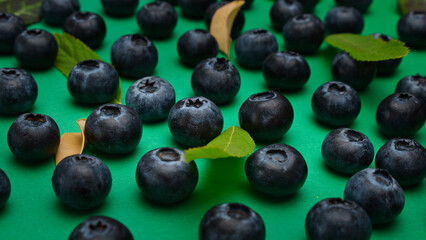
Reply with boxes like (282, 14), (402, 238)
(270, 0), (304, 32)
(0, 12), (26, 54)
(160, 0), (177, 6)
(137, 1), (178, 39)
(296, 0), (319, 12)
(101, 0), (139, 17)
(371, 33), (403, 76)
(395, 74), (425, 103)
(397, 11), (426, 49)
(0, 169), (11, 209)
(63, 12), (106, 49)
(69, 216), (134, 240)
(41, 0), (80, 26)
(178, 0), (216, 19)
(177, 29), (218, 67)
(205, 1), (245, 38)
(335, 0), (373, 13)
(325, 6), (364, 34)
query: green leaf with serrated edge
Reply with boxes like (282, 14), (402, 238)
(325, 33), (409, 61)
(0, 0), (42, 25)
(184, 126), (255, 162)
(398, 0), (426, 15)
(53, 32), (122, 104)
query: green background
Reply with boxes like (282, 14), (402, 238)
(0, 0), (425, 239)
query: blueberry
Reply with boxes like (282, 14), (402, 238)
(178, 0), (216, 19)
(67, 59), (119, 104)
(397, 11), (426, 49)
(160, 0), (177, 6)
(69, 216), (134, 240)
(13, 29), (58, 69)
(395, 74), (425, 103)
(7, 113), (60, 162)
(335, 0), (373, 13)
(177, 29), (218, 67)
(324, 6), (364, 34)
(305, 198), (372, 240)
(125, 76), (176, 122)
(311, 81), (361, 126)
(199, 202), (265, 240)
(85, 103), (142, 154)
(111, 34), (158, 78)
(136, 147), (198, 204)
(235, 29), (278, 68)
(101, 0), (139, 17)
(283, 14), (325, 54)
(376, 92), (425, 137)
(344, 168), (405, 224)
(205, 1), (245, 38)
(41, 0), (80, 26)
(52, 154), (112, 210)
(239, 91), (294, 141)
(0, 12), (26, 54)
(296, 0), (319, 12)
(191, 57), (241, 105)
(63, 12), (106, 49)
(168, 96), (223, 147)
(0, 68), (37, 115)
(269, 0), (304, 32)
(375, 138), (426, 187)
(371, 33), (403, 76)
(0, 169), (11, 209)
(245, 143), (308, 197)
(262, 51), (310, 91)
(331, 51), (376, 90)
(137, 1), (178, 39)
(321, 128), (374, 175)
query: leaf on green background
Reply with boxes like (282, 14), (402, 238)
(325, 33), (409, 61)
(398, 0), (426, 15)
(0, 0), (42, 25)
(184, 126), (255, 162)
(53, 32), (122, 104)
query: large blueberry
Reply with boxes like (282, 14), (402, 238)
(395, 74), (425, 103)
(69, 216), (134, 240)
(335, 0), (373, 13)
(0, 12), (26, 54)
(177, 29), (218, 67)
(63, 12), (106, 49)
(397, 11), (426, 49)
(296, 0), (320, 12)
(137, 1), (178, 39)
(101, 0), (139, 17)
(205, 1), (245, 38)
(41, 0), (80, 26)
(270, 0), (304, 32)
(0, 169), (11, 209)
(324, 6), (364, 34)
(178, 0), (216, 19)
(371, 33), (403, 76)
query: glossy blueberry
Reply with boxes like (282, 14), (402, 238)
(137, 1), (178, 39)
(262, 51), (310, 91)
(0, 68), (37, 115)
(52, 154), (112, 210)
(13, 29), (58, 69)
(375, 138), (426, 187)
(331, 51), (376, 90)
(136, 147), (198, 204)
(397, 11), (426, 49)
(311, 81), (361, 126)
(125, 76), (176, 122)
(101, 0), (139, 17)
(177, 29), (218, 67)
(235, 29), (278, 68)
(199, 203), (265, 240)
(205, 1), (245, 38)
(191, 57), (241, 105)
(41, 0), (80, 26)
(168, 96), (223, 147)
(69, 216), (134, 240)
(371, 33), (403, 76)
(178, 0), (216, 19)
(376, 92), (425, 137)
(111, 34), (158, 78)
(322, 128), (374, 175)
(85, 104), (142, 154)
(0, 12), (26, 54)
(245, 143), (307, 197)
(7, 113), (60, 162)
(344, 168), (405, 224)
(283, 14), (325, 54)
(296, 0), (319, 12)
(335, 0), (373, 13)
(63, 12), (106, 49)
(239, 91), (294, 141)
(270, 0), (304, 32)
(325, 6), (364, 34)
(0, 169), (11, 209)
(67, 59), (119, 104)
(305, 198), (372, 240)
(395, 74), (425, 103)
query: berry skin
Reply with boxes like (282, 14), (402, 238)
(335, 0), (373, 13)
(63, 12), (106, 49)
(376, 92), (425, 137)
(321, 128), (374, 175)
(67, 59), (119, 104)
(85, 104), (142, 155)
(245, 143), (308, 197)
(395, 74), (425, 103)
(239, 91), (294, 142)
(125, 76), (176, 122)
(168, 96), (223, 147)
(52, 154), (112, 210)
(111, 34), (158, 78)
(0, 12), (26, 54)
(7, 113), (60, 162)
(191, 57), (241, 105)
(101, 0), (139, 17)
(137, 1), (178, 39)
(69, 216), (134, 240)
(178, 0), (216, 19)
(177, 29), (218, 67)
(41, 0), (80, 26)
(397, 11), (426, 49)
(344, 168), (405, 224)
(270, 0), (304, 32)
(324, 6), (364, 34)
(136, 147), (198, 204)
(305, 198), (372, 240)
(371, 33), (403, 76)
(199, 203), (266, 240)
(375, 138), (426, 187)
(296, 0), (319, 12)
(0, 68), (37, 115)
(0, 168), (11, 209)
(13, 29), (58, 70)
(205, 1), (245, 38)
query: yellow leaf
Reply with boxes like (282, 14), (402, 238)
(55, 119), (86, 165)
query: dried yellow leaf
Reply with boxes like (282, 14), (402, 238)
(55, 118), (86, 165)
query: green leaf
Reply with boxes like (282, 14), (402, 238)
(0, 0), (42, 25)
(325, 33), (409, 61)
(53, 32), (122, 104)
(398, 0), (426, 15)
(184, 126), (255, 162)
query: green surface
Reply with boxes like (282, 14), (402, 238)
(0, 0), (425, 239)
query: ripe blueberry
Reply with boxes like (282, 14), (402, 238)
(270, 0), (304, 32)
(205, 1), (245, 38)
(371, 33), (403, 76)
(137, 1), (178, 39)
(395, 74), (425, 103)
(178, 0), (216, 19)
(69, 216), (134, 240)
(397, 11), (426, 49)
(0, 169), (11, 209)
(296, 0), (319, 12)
(177, 29), (218, 67)
(0, 12), (26, 54)
(101, 0), (139, 17)
(335, 0), (373, 13)
(324, 6), (364, 34)
(63, 11), (106, 49)
(41, 0), (80, 26)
